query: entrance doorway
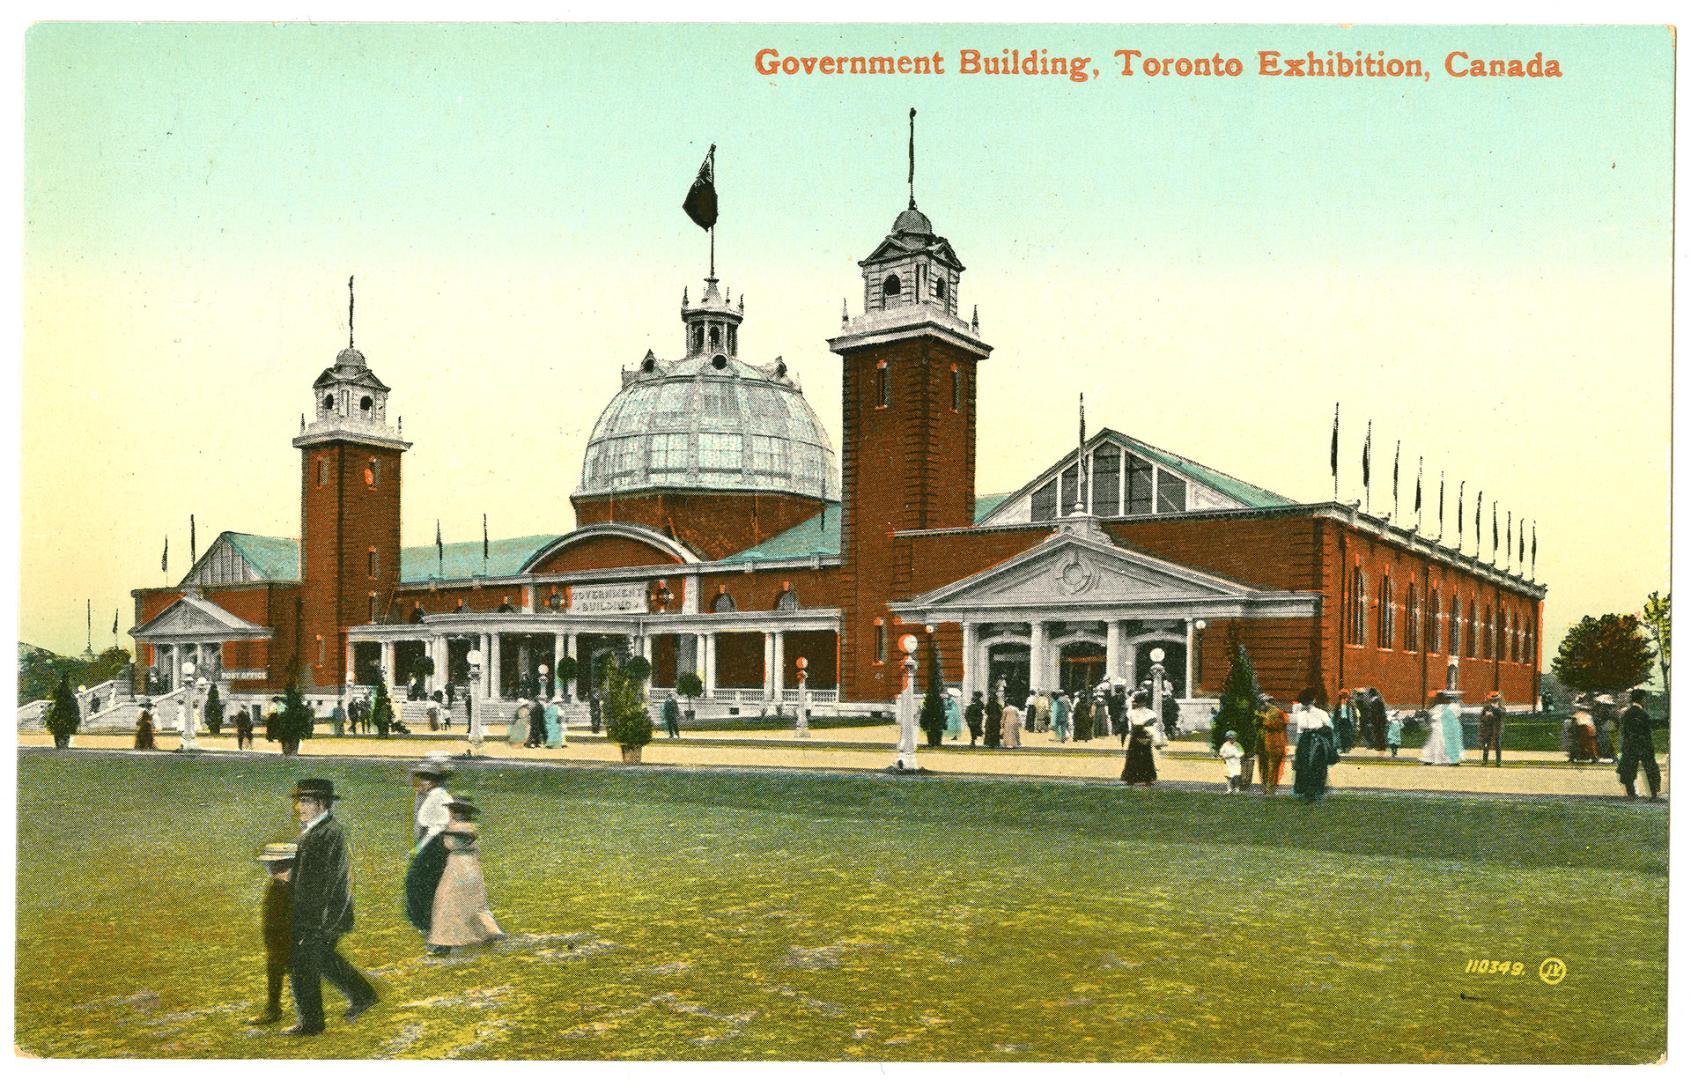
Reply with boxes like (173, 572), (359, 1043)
(986, 642), (1030, 704)
(1059, 641), (1106, 696)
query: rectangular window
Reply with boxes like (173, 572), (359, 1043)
(749, 435), (780, 476)
(316, 458), (328, 487)
(1030, 479), (1058, 522)
(368, 594), (377, 621)
(951, 368), (962, 411)
(1156, 470), (1188, 513)
(875, 623), (887, 663)
(648, 432), (691, 482)
(368, 550), (379, 578)
(698, 432), (743, 475)
(876, 365), (890, 408)
(1126, 454), (1153, 515)
(1059, 463), (1084, 514)
(1092, 446), (1121, 515)
(316, 635), (325, 665)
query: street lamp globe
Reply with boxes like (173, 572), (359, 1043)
(898, 633), (919, 656)
(181, 661), (196, 679)
(1150, 648), (1166, 664)
(467, 649), (483, 668)
(1194, 619), (1207, 632)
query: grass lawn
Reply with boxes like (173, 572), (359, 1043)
(15, 750), (1667, 1062)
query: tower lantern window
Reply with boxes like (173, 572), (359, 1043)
(709, 325), (721, 349)
(882, 274), (902, 301)
(322, 393), (334, 413)
(360, 395), (373, 414)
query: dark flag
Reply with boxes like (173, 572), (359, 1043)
(1361, 420), (1372, 502)
(1457, 481), (1465, 548)
(682, 145), (718, 231)
(1329, 403), (1339, 497)
(483, 513), (490, 563)
(1391, 440), (1400, 519)
(161, 535), (168, 575)
(111, 609), (118, 636)
(1475, 490), (1483, 550)
(190, 514), (197, 565)
(435, 519), (444, 576)
(1506, 511), (1513, 568)
(1491, 502), (1499, 561)
(1519, 519), (1526, 568)
(1531, 524), (1537, 577)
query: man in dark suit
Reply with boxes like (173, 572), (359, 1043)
(285, 778), (378, 1036)
(1617, 689), (1661, 800)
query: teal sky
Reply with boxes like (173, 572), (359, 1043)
(27, 23), (1671, 271)
(19, 23), (1674, 659)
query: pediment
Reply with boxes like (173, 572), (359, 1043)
(932, 536), (1244, 610)
(132, 594), (271, 639)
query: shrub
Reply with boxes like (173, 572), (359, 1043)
(268, 676), (315, 755)
(1211, 639), (1261, 756)
(625, 655), (653, 685)
(676, 671), (704, 712)
(45, 674), (79, 749)
(601, 657), (653, 753)
(370, 680), (394, 738)
(554, 655), (579, 700)
(919, 638), (946, 747)
(202, 684), (224, 736)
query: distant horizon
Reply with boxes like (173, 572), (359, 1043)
(20, 23), (1672, 659)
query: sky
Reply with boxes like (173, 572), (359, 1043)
(19, 22), (1673, 660)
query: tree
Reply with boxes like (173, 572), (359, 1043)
(1552, 613), (1656, 695)
(918, 637), (946, 747)
(268, 676), (315, 755)
(370, 679), (395, 738)
(625, 655), (653, 686)
(676, 671), (704, 717)
(601, 657), (653, 760)
(202, 684), (225, 736)
(44, 673), (79, 749)
(1642, 591), (1671, 693)
(983, 687), (1003, 748)
(554, 655), (579, 701)
(1210, 639), (1261, 757)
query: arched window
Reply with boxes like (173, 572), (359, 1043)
(713, 592), (737, 613)
(360, 395), (374, 414)
(775, 589), (799, 611)
(1483, 605), (1494, 659)
(1448, 594), (1461, 655)
(876, 363), (890, 408)
(1466, 601), (1478, 659)
(1347, 566), (1367, 646)
(367, 549), (379, 578)
(934, 277), (947, 300)
(692, 325), (705, 354)
(1405, 583), (1420, 651)
(883, 274), (902, 299)
(1427, 588), (1441, 654)
(1377, 574), (1393, 648)
(322, 393), (334, 412)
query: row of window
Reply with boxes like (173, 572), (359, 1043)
(314, 455), (383, 488)
(1344, 567), (1536, 663)
(1030, 446), (1188, 521)
(878, 267), (951, 308)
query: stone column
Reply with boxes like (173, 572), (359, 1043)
(703, 633), (717, 698)
(380, 641), (395, 689)
(489, 633), (503, 700)
(772, 632), (786, 696)
(168, 645), (182, 692)
(431, 635), (447, 693)
(762, 634), (776, 699)
(1106, 621), (1123, 684)
(1184, 619), (1196, 698)
(553, 632), (566, 669)
(961, 622), (979, 703)
(1029, 621), (1047, 694)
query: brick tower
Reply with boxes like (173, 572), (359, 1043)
(293, 279), (410, 689)
(829, 160), (992, 702)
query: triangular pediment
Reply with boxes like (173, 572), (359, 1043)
(131, 594), (272, 639)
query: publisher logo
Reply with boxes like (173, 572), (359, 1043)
(1538, 957), (1568, 986)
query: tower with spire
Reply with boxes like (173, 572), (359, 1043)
(292, 277), (410, 688)
(829, 109), (992, 701)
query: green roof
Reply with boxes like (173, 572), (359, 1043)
(719, 503), (842, 564)
(973, 493), (1011, 522)
(1105, 429), (1291, 510)
(223, 533), (301, 581)
(400, 534), (563, 582)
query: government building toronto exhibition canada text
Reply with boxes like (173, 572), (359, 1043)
(753, 48), (1563, 83)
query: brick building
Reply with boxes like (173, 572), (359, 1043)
(127, 165), (1545, 724)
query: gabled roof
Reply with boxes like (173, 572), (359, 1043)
(861, 232), (964, 272)
(400, 535), (563, 583)
(223, 532), (301, 581)
(718, 502), (842, 564)
(979, 428), (1291, 526)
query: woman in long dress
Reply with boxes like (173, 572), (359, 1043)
(428, 798), (505, 954)
(1052, 692), (1070, 743)
(1291, 688), (1337, 800)
(1332, 690), (1357, 754)
(544, 697), (564, 749)
(507, 701), (529, 747)
(943, 689), (963, 741)
(1420, 693), (1450, 765)
(133, 705), (156, 750)
(1121, 691), (1159, 785)
(1440, 694), (1466, 764)
(1572, 697), (1600, 762)
(1000, 700), (1022, 748)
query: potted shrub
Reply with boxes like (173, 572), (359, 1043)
(268, 677), (316, 756)
(45, 674), (79, 749)
(601, 657), (654, 764)
(554, 655), (578, 702)
(203, 683), (225, 737)
(625, 655), (653, 686)
(676, 671), (704, 722)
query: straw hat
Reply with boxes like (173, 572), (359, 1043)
(411, 750), (456, 780)
(257, 842), (298, 863)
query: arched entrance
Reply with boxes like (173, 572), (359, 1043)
(1059, 640), (1106, 696)
(986, 641), (1030, 704)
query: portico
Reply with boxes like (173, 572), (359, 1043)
(128, 590), (273, 692)
(892, 517), (1318, 723)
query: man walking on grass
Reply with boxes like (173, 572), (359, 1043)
(1617, 689), (1661, 800)
(285, 778), (377, 1036)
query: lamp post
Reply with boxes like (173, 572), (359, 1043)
(1148, 647), (1167, 723)
(538, 662), (551, 701)
(466, 647), (484, 756)
(179, 660), (200, 751)
(893, 633), (920, 771)
(794, 656), (810, 739)
(77, 683), (87, 723)
(1193, 619), (1207, 694)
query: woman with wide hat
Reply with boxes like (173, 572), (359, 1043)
(426, 795), (505, 955)
(404, 753), (455, 950)
(1120, 690), (1160, 786)
(1291, 687), (1337, 800)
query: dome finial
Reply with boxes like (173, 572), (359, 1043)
(347, 275), (355, 349)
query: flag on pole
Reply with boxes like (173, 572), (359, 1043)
(1329, 403), (1339, 498)
(1491, 502), (1499, 561)
(1361, 420), (1372, 508)
(1506, 511), (1513, 569)
(682, 145), (718, 230)
(1457, 481), (1465, 549)
(435, 519), (444, 576)
(1075, 393), (1087, 512)
(1519, 519), (1526, 568)
(190, 514), (197, 566)
(1475, 490), (1483, 551)
(1531, 523), (1537, 577)
(161, 535), (169, 575)
(1391, 440), (1400, 519)
(483, 514), (490, 564)
(111, 609), (118, 636)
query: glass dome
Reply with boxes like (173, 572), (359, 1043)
(577, 355), (839, 500)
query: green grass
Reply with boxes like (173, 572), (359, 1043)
(15, 750), (1667, 1062)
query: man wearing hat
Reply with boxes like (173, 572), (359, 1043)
(285, 779), (377, 1036)
(1477, 692), (1507, 767)
(1617, 688), (1661, 800)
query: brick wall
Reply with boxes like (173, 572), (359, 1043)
(299, 442), (404, 689)
(572, 490), (828, 561)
